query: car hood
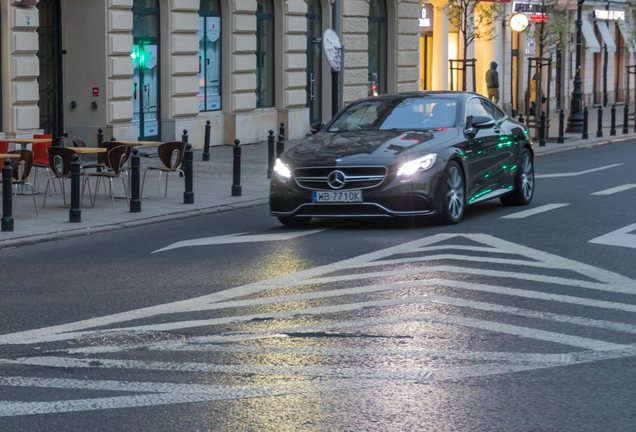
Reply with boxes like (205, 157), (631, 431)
(284, 129), (459, 165)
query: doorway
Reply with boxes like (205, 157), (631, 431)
(132, 0), (161, 141)
(37, 0), (64, 139)
(306, 0), (322, 124)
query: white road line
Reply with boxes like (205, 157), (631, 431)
(535, 163), (623, 178)
(7, 356), (435, 381)
(501, 204), (570, 219)
(589, 222), (636, 250)
(591, 184), (636, 195)
(3, 233), (636, 346)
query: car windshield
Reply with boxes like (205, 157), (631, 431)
(327, 97), (457, 132)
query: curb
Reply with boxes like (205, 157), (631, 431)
(0, 198), (269, 250)
(535, 135), (636, 156)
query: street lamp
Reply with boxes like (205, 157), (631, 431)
(566, 0), (585, 132)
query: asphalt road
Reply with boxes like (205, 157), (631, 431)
(2, 140), (636, 431)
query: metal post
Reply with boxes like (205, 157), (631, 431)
(623, 105), (629, 135)
(279, 123), (285, 141)
(566, 0), (585, 133)
(183, 143), (194, 204)
(558, 109), (565, 143)
(267, 130), (275, 179)
(583, 106), (589, 139)
(180, 129), (188, 177)
(130, 147), (141, 213)
(232, 139), (242, 197)
(539, 111), (546, 147)
(202, 120), (211, 162)
(2, 159), (13, 232)
(69, 154), (81, 223)
(610, 105), (616, 136)
(97, 128), (104, 168)
(276, 134), (285, 158)
(339, 46), (345, 111)
(597, 106), (603, 138)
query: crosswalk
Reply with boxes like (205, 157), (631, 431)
(2, 234), (636, 417)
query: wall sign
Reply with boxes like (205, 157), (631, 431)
(93, 87), (99, 97)
(593, 10), (625, 21)
(419, 6), (433, 28)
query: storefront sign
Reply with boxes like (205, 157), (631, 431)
(593, 10), (625, 21)
(419, 6), (433, 28)
(512, 2), (548, 14)
(93, 87), (99, 97)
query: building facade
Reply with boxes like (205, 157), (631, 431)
(0, 0), (633, 148)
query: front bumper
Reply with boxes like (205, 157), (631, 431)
(270, 171), (443, 218)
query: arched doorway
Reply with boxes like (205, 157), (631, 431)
(306, 0), (322, 124)
(37, 0), (64, 139)
(368, 0), (387, 95)
(132, 0), (161, 141)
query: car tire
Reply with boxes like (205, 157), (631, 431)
(438, 161), (465, 225)
(277, 216), (312, 227)
(500, 148), (534, 206)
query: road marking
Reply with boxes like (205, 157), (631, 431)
(589, 222), (636, 249)
(535, 163), (623, 178)
(152, 229), (327, 253)
(501, 203), (570, 219)
(591, 184), (636, 195)
(3, 233), (636, 416)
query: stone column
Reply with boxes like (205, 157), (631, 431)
(396, 0), (420, 92)
(429, 0), (448, 91)
(474, 3), (500, 96)
(342, 0), (369, 104)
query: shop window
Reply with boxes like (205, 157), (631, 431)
(132, 0), (161, 141)
(368, 0), (387, 95)
(256, 0), (275, 108)
(199, 0), (222, 111)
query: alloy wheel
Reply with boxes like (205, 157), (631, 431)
(521, 153), (534, 201)
(447, 166), (464, 220)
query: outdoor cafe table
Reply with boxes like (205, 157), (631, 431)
(71, 148), (106, 154)
(0, 154), (20, 159)
(0, 138), (51, 150)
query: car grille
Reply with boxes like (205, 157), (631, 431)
(294, 166), (387, 190)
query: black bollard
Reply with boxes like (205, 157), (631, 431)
(267, 130), (275, 179)
(69, 154), (81, 223)
(2, 159), (13, 232)
(97, 128), (104, 168)
(183, 143), (194, 204)
(624, 105), (629, 135)
(276, 134), (285, 157)
(232, 139), (242, 197)
(279, 122), (286, 140)
(203, 121), (211, 162)
(558, 109), (565, 143)
(130, 147), (141, 212)
(539, 111), (546, 147)
(583, 106), (589, 139)
(518, 114), (524, 125)
(111, 136), (117, 141)
(597, 107), (603, 138)
(610, 105), (616, 136)
(182, 129), (189, 144)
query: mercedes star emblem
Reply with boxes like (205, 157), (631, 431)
(327, 170), (346, 189)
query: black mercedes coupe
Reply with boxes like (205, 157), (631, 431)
(270, 91), (534, 226)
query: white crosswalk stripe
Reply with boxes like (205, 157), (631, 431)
(2, 233), (636, 417)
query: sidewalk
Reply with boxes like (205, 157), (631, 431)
(2, 118), (636, 249)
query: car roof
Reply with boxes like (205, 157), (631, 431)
(354, 91), (477, 104)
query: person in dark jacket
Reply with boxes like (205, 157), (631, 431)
(485, 62), (499, 103)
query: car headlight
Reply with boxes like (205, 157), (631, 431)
(273, 158), (292, 180)
(396, 153), (437, 177)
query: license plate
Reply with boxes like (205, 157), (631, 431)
(312, 190), (363, 203)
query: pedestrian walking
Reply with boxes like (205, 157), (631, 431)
(485, 62), (499, 103)
(529, 73), (545, 117)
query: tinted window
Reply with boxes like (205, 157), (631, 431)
(465, 98), (492, 121)
(482, 99), (506, 121)
(328, 97), (457, 132)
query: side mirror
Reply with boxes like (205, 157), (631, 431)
(471, 116), (496, 129)
(310, 122), (325, 135)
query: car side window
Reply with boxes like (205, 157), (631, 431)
(482, 99), (506, 122)
(465, 98), (492, 123)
